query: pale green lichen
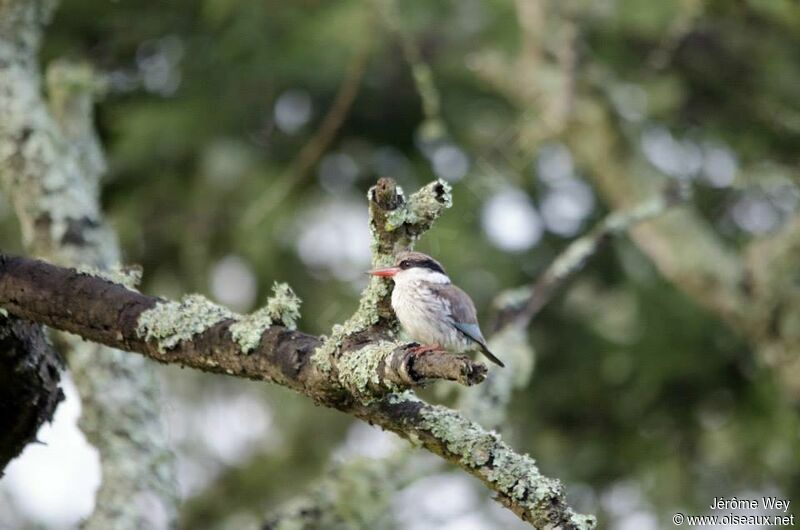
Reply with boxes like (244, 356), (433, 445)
(136, 284), (301, 355)
(46, 60), (107, 111)
(491, 285), (533, 312)
(336, 340), (400, 402)
(572, 514), (599, 529)
(417, 403), (596, 529)
(310, 184), (398, 373)
(311, 335), (336, 374)
(136, 294), (235, 352)
(0, 308), (7, 317)
(387, 390), (420, 404)
(229, 282), (302, 354)
(77, 263), (142, 290)
(548, 235), (598, 281)
(311, 276), (391, 373)
(384, 179), (452, 232)
(384, 193), (408, 232)
(603, 191), (668, 232)
(312, 179), (450, 384)
(419, 404), (497, 467)
(264, 282), (302, 329)
(229, 314), (268, 353)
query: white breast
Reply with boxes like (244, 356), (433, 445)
(390, 272), (468, 352)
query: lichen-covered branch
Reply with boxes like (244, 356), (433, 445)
(0, 254), (485, 395)
(0, 313), (63, 473)
(309, 178), (458, 390)
(263, 327), (534, 528)
(0, 1), (177, 526)
(0, 250), (587, 527)
(350, 393), (594, 529)
(265, 174), (667, 528)
(0, 176), (590, 527)
(266, 179), (681, 528)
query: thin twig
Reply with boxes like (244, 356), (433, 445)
(373, 0), (444, 130)
(494, 183), (687, 331)
(243, 38), (372, 228)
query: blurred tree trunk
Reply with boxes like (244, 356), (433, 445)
(0, 1), (179, 527)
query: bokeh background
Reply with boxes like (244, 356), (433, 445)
(1, 0), (799, 529)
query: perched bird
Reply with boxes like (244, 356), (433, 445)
(368, 251), (504, 367)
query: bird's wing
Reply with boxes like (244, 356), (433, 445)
(426, 283), (505, 367)
(426, 283), (480, 328)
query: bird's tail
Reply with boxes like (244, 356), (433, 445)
(478, 343), (505, 368)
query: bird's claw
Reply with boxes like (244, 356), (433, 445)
(406, 342), (446, 356)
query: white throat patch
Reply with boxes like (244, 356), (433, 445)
(394, 267), (450, 285)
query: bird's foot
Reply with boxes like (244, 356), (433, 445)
(406, 343), (446, 356)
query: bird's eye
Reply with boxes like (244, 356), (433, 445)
(399, 260), (410, 269)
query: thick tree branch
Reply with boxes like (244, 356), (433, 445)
(0, 292), (574, 527)
(0, 254), (484, 393)
(0, 314), (63, 473)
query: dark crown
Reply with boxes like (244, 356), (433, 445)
(394, 251), (446, 275)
